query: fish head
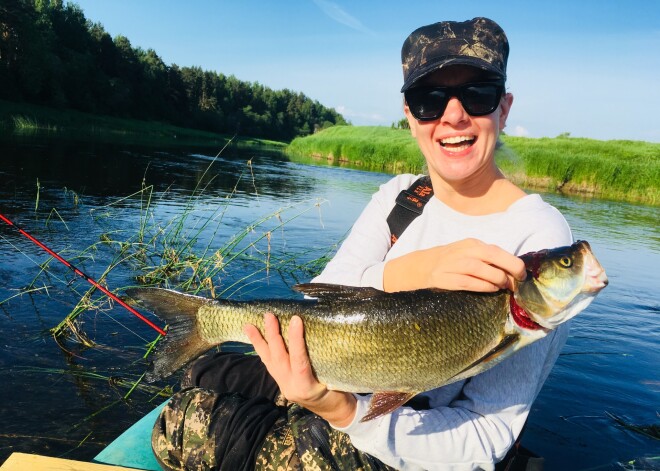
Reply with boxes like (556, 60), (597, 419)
(514, 240), (608, 329)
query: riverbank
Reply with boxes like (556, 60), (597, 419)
(0, 100), (286, 149)
(287, 126), (660, 206)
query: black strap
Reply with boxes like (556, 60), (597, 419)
(386, 176), (433, 245)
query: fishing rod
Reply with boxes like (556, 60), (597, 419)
(0, 212), (167, 336)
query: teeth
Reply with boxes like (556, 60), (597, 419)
(441, 136), (474, 145)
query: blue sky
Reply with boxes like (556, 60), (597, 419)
(73, 1), (660, 142)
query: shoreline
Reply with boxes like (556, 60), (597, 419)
(2, 101), (657, 206)
(287, 126), (660, 207)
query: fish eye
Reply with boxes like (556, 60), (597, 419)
(559, 256), (572, 267)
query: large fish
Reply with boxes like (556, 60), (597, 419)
(127, 240), (607, 420)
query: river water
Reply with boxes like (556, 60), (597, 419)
(0, 134), (657, 470)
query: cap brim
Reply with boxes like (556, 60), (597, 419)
(401, 57), (505, 92)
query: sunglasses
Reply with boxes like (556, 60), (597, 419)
(404, 82), (505, 121)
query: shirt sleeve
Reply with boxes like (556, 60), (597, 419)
(312, 175), (418, 289)
(331, 209), (574, 470)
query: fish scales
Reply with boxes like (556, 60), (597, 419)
(194, 290), (509, 393)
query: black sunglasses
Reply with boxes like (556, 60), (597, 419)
(404, 82), (505, 121)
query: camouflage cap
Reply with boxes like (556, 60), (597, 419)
(401, 17), (509, 92)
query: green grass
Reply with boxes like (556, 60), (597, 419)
(0, 99), (286, 148)
(499, 135), (659, 205)
(287, 126), (660, 206)
(287, 125), (425, 173)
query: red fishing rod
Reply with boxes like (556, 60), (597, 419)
(0, 212), (167, 336)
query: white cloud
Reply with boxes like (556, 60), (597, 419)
(312, 0), (375, 35)
(509, 125), (530, 137)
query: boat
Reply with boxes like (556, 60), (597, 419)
(93, 401), (168, 471)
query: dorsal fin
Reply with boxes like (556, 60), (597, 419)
(293, 283), (385, 303)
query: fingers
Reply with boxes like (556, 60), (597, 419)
(287, 316), (314, 378)
(244, 314), (324, 405)
(423, 240), (526, 292)
(263, 313), (289, 365)
(477, 244), (526, 281)
(244, 323), (270, 362)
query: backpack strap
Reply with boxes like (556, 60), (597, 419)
(386, 176), (433, 245)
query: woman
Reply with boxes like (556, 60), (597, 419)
(154, 17), (572, 471)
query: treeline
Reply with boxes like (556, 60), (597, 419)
(0, 0), (348, 141)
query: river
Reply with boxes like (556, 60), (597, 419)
(0, 134), (657, 470)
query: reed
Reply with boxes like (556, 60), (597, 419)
(287, 125), (425, 173)
(287, 126), (660, 206)
(500, 136), (660, 205)
(14, 156), (333, 355)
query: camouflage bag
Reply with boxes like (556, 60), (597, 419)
(152, 388), (396, 471)
(256, 403), (396, 471)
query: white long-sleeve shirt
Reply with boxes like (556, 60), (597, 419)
(312, 174), (574, 471)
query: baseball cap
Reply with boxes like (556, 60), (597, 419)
(401, 17), (509, 92)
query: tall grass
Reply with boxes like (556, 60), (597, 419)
(288, 126), (660, 206)
(499, 136), (659, 204)
(11, 114), (59, 132)
(287, 125), (425, 173)
(23, 158), (334, 349)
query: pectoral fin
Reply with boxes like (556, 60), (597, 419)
(362, 391), (416, 422)
(447, 333), (521, 384)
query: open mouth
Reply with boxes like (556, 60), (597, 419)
(439, 135), (476, 152)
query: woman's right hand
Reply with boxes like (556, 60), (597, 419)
(383, 238), (526, 293)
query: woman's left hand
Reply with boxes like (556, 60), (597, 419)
(244, 313), (357, 427)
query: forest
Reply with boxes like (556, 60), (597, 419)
(0, 0), (348, 141)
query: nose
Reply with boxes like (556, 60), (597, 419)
(441, 96), (470, 125)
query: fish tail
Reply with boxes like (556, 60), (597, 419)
(125, 288), (213, 382)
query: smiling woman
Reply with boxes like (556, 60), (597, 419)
(137, 17), (584, 471)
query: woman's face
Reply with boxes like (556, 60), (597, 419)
(404, 66), (513, 190)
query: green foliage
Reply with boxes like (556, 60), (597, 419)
(0, 0), (347, 141)
(287, 126), (425, 173)
(287, 127), (660, 206)
(500, 135), (660, 205)
(0, 99), (286, 148)
(391, 118), (410, 130)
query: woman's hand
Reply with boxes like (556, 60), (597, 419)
(383, 238), (526, 293)
(244, 313), (357, 427)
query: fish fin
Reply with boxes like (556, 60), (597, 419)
(361, 391), (416, 422)
(447, 333), (521, 384)
(125, 288), (213, 383)
(293, 283), (384, 303)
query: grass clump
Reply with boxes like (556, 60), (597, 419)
(287, 125), (425, 173)
(500, 135), (660, 205)
(24, 155), (334, 350)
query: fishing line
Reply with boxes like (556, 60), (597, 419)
(0, 232), (150, 344)
(0, 213), (166, 336)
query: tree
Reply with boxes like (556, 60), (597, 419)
(0, 0), (348, 141)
